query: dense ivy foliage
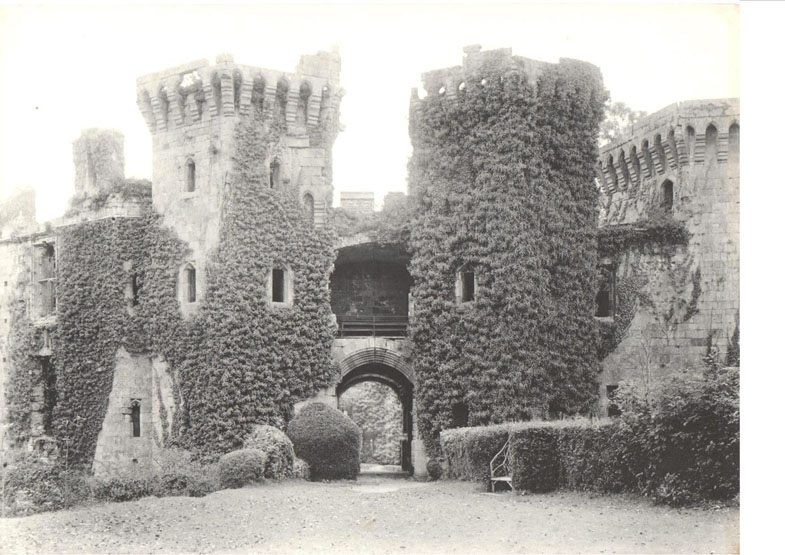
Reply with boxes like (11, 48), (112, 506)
(175, 109), (338, 454)
(9, 104), (339, 464)
(597, 218), (690, 259)
(51, 208), (188, 467)
(408, 58), (606, 455)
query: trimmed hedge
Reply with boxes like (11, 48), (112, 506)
(286, 402), (361, 481)
(217, 449), (267, 489)
(243, 425), (295, 479)
(439, 366), (739, 506)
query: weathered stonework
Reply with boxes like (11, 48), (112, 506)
(596, 99), (739, 412)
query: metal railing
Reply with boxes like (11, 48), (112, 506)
(336, 315), (408, 337)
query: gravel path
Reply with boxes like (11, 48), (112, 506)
(0, 477), (738, 554)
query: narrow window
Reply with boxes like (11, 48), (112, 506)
(186, 159), (196, 192)
(606, 385), (621, 417)
(303, 193), (315, 222)
(661, 179), (674, 211)
(595, 264), (615, 317)
(270, 159), (281, 190)
(272, 268), (285, 303)
(729, 123), (740, 165)
(36, 243), (56, 317)
(131, 399), (141, 437)
(131, 273), (140, 306)
(461, 271), (475, 303)
(185, 265), (196, 303)
(595, 289), (611, 317)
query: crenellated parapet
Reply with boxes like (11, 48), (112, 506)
(596, 99), (740, 198)
(136, 50), (342, 136)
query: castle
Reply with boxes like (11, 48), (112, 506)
(0, 47), (739, 478)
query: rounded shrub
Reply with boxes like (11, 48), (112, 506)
(243, 425), (295, 479)
(286, 402), (361, 480)
(426, 459), (443, 481)
(217, 449), (267, 489)
(292, 457), (311, 480)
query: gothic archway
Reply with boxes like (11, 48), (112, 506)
(336, 361), (414, 473)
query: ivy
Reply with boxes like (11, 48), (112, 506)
(597, 273), (648, 360)
(408, 58), (606, 456)
(597, 218), (690, 259)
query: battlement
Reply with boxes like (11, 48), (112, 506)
(136, 49), (342, 135)
(412, 45), (599, 102)
(596, 98), (740, 196)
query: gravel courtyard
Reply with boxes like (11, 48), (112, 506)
(1, 477), (739, 554)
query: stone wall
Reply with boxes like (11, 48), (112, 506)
(136, 51), (342, 317)
(596, 98), (739, 411)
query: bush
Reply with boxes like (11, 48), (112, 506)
(426, 459), (443, 481)
(557, 423), (635, 493)
(286, 402), (361, 480)
(292, 457), (310, 480)
(243, 425), (295, 479)
(152, 448), (219, 497)
(90, 469), (159, 503)
(217, 449), (267, 489)
(2, 452), (90, 516)
(615, 364), (740, 505)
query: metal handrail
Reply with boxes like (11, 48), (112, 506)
(490, 438), (514, 492)
(336, 315), (408, 337)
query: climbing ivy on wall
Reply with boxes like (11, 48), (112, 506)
(173, 108), (338, 455)
(8, 104), (340, 465)
(408, 58), (606, 456)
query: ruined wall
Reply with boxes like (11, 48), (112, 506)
(596, 99), (739, 410)
(136, 51), (342, 315)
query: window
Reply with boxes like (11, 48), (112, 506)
(185, 159), (196, 192)
(183, 265), (196, 303)
(303, 193), (315, 222)
(35, 242), (56, 317)
(456, 268), (476, 304)
(595, 263), (616, 318)
(661, 179), (674, 211)
(729, 123), (740, 164)
(595, 289), (611, 318)
(272, 268), (285, 303)
(130, 399), (141, 437)
(606, 385), (620, 417)
(269, 265), (293, 306)
(270, 159), (281, 189)
(130, 273), (140, 306)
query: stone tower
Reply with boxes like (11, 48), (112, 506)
(135, 50), (342, 306)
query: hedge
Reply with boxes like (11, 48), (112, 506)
(243, 425), (295, 479)
(439, 366), (739, 506)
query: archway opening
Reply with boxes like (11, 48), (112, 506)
(336, 362), (414, 473)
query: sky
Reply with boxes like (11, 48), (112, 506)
(0, 1), (741, 220)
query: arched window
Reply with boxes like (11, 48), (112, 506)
(303, 193), (315, 222)
(297, 82), (311, 128)
(729, 123), (740, 164)
(185, 159), (196, 192)
(705, 124), (718, 160)
(269, 265), (293, 306)
(184, 264), (196, 303)
(270, 159), (281, 190)
(661, 179), (674, 211)
(130, 399), (141, 438)
(686, 126), (696, 164)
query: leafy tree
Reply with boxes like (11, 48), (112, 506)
(599, 100), (647, 146)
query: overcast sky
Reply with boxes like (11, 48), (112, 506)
(1, 2), (740, 220)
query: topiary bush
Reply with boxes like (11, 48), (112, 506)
(292, 457), (311, 480)
(217, 449), (267, 489)
(286, 402), (361, 480)
(243, 425), (295, 479)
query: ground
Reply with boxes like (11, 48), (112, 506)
(0, 477), (738, 554)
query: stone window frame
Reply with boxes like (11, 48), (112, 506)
(32, 239), (57, 321)
(454, 264), (478, 306)
(268, 263), (294, 308)
(183, 156), (197, 197)
(302, 191), (315, 223)
(594, 259), (617, 320)
(179, 263), (197, 305)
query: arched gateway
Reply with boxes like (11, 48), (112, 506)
(296, 237), (426, 475)
(335, 349), (415, 472)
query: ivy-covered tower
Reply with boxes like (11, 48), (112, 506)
(408, 46), (606, 454)
(135, 51), (341, 310)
